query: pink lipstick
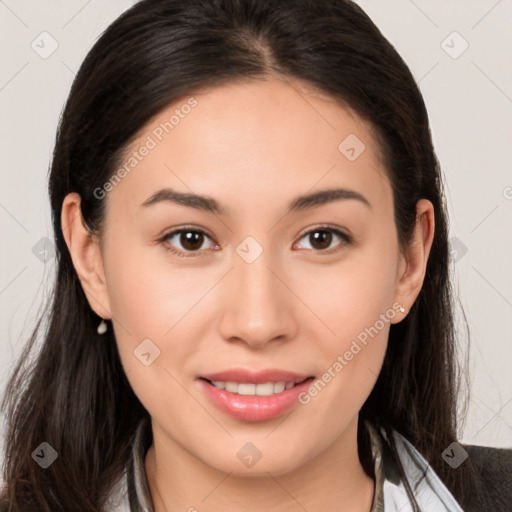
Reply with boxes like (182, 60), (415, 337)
(197, 368), (315, 422)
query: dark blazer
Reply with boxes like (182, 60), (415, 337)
(463, 444), (512, 511)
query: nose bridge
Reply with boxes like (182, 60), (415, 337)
(219, 236), (295, 346)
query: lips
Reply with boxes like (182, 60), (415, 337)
(197, 368), (315, 422)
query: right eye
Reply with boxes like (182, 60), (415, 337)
(159, 227), (218, 257)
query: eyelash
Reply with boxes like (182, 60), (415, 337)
(158, 225), (352, 258)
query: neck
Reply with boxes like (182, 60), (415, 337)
(145, 418), (375, 512)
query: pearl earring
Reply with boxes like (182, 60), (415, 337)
(399, 306), (405, 313)
(97, 319), (108, 334)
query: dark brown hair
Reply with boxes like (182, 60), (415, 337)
(1, 0), (478, 510)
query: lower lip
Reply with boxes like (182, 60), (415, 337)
(198, 377), (315, 422)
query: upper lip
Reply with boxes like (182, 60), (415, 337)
(200, 368), (314, 384)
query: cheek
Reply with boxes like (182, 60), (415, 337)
(104, 238), (214, 336)
(301, 234), (399, 339)
(295, 236), (398, 403)
(102, 241), (202, 378)
(104, 249), (205, 419)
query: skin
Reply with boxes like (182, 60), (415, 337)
(62, 77), (434, 512)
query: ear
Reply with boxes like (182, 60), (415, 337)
(391, 198), (435, 323)
(61, 192), (111, 319)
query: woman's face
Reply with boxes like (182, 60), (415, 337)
(73, 77), (431, 475)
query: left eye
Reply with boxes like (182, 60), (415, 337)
(294, 227), (350, 253)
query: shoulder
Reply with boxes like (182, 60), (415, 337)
(463, 443), (512, 511)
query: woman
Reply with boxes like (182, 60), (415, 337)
(1, 0), (510, 511)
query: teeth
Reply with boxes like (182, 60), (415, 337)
(210, 380), (298, 396)
(273, 381), (285, 393)
(225, 382), (238, 393)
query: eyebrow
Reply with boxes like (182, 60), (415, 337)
(140, 186), (371, 214)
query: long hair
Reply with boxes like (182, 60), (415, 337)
(1, 0), (478, 510)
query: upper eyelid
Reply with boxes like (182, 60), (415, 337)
(296, 225), (349, 240)
(161, 226), (214, 243)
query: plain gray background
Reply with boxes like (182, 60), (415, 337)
(1, 0), (511, 451)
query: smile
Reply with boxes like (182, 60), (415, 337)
(206, 379), (305, 396)
(198, 374), (316, 422)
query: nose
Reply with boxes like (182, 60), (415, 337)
(218, 248), (298, 349)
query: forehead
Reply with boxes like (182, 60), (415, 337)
(106, 77), (391, 217)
